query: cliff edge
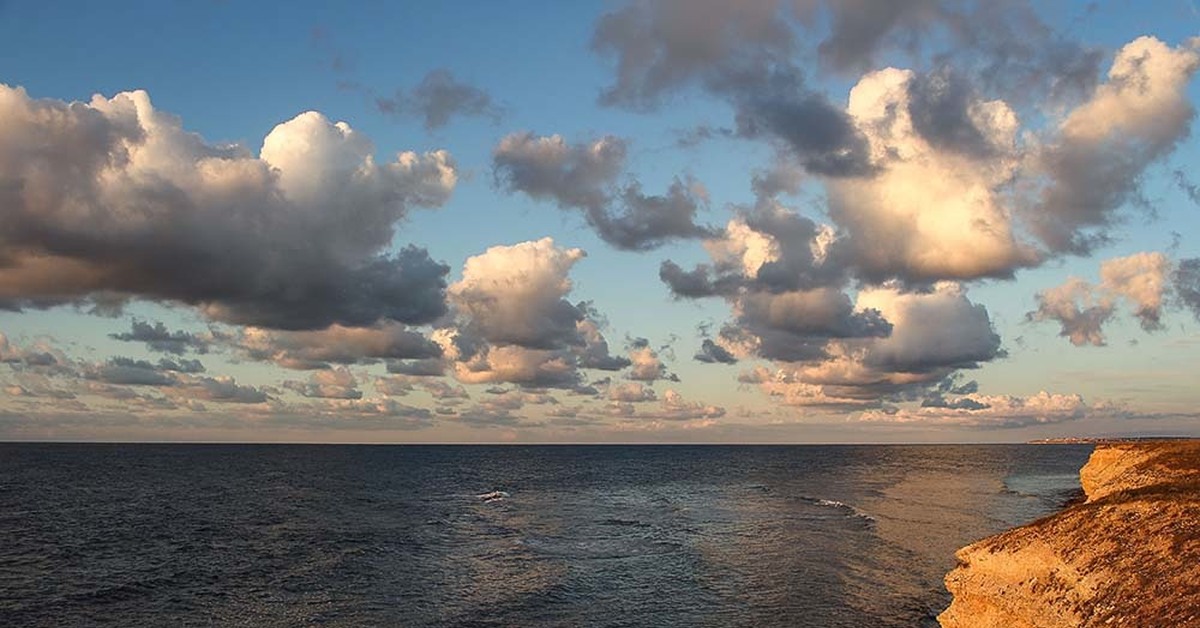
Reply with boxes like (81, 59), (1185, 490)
(938, 441), (1200, 627)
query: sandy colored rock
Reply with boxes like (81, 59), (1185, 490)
(939, 441), (1200, 628)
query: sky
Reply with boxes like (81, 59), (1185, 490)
(1, 1), (1200, 443)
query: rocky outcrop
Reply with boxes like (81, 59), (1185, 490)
(938, 441), (1200, 628)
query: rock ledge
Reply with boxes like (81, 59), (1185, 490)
(938, 441), (1200, 627)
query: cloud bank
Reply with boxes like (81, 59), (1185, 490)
(0, 85), (456, 330)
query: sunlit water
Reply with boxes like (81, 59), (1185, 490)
(0, 444), (1091, 626)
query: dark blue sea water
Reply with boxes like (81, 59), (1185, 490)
(0, 444), (1092, 627)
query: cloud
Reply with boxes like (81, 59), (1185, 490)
(694, 339), (737, 364)
(492, 132), (715, 250)
(576, 318), (633, 371)
(591, 0), (1098, 106)
(854, 283), (1002, 375)
(664, 206), (892, 366)
(283, 367), (362, 399)
(810, 0), (942, 73)
(493, 133), (625, 211)
(661, 202), (850, 301)
(171, 376), (269, 404)
(591, 0), (800, 110)
(647, 34), (1196, 287)
(449, 344), (583, 389)
(450, 238), (588, 350)
(1027, 37), (1200, 253)
(626, 340), (677, 382)
(86, 357), (176, 387)
(376, 69), (502, 129)
(5, 373), (75, 400)
(645, 389), (726, 421)
(737, 283), (1002, 406)
(1028, 252), (1172, 346)
(440, 238), (632, 390)
(422, 379), (469, 400)
(858, 391), (1088, 428)
(732, 86), (877, 178)
(1099, 252), (1171, 331)
(0, 84), (456, 330)
(608, 381), (657, 402)
(385, 358), (446, 377)
(374, 375), (414, 397)
(589, 0), (1100, 180)
(109, 320), (212, 354)
(737, 288), (892, 345)
(157, 358), (205, 374)
(311, 397), (435, 427)
(235, 322), (442, 370)
(827, 66), (1037, 282)
(0, 333), (64, 369)
(1175, 258), (1200, 321)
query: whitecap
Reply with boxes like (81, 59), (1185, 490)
(477, 490), (510, 502)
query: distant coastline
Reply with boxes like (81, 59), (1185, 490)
(1028, 436), (1199, 444)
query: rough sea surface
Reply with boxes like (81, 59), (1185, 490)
(0, 444), (1091, 627)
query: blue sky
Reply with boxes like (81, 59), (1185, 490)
(1, 0), (1199, 442)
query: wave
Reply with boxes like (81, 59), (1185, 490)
(476, 490), (510, 503)
(800, 496), (876, 523)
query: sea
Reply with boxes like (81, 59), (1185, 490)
(0, 443), (1093, 627)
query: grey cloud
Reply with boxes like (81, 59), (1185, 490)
(906, 68), (998, 158)
(374, 375), (415, 397)
(88, 357), (175, 387)
(734, 91), (875, 177)
(177, 377), (269, 404)
(1175, 170), (1200, 205)
(236, 320), (443, 370)
(640, 389), (726, 421)
(377, 69), (502, 129)
(456, 406), (525, 429)
(937, 1), (1103, 105)
(739, 289), (893, 340)
(283, 368), (361, 400)
(493, 132), (625, 212)
(577, 315), (633, 371)
(1026, 38), (1200, 254)
(591, 0), (799, 110)
(659, 261), (727, 298)
(1028, 253), (1172, 346)
(863, 292), (1000, 374)
(595, 179), (717, 251)
(0, 334), (62, 369)
(608, 382), (658, 403)
(1028, 292), (1112, 347)
(109, 320), (211, 355)
(663, 203), (850, 300)
(0, 86), (457, 330)
(445, 239), (635, 390)
(158, 358), (206, 374)
(1175, 258), (1200, 321)
(592, 0), (1100, 108)
(743, 205), (851, 292)
(694, 339), (738, 364)
(6, 374), (76, 400)
(423, 380), (469, 400)
(813, 0), (943, 73)
(492, 133), (715, 250)
(386, 358), (446, 377)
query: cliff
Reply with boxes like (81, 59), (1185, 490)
(938, 441), (1200, 628)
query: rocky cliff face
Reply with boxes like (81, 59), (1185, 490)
(938, 441), (1200, 628)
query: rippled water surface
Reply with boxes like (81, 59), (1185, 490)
(0, 444), (1091, 626)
